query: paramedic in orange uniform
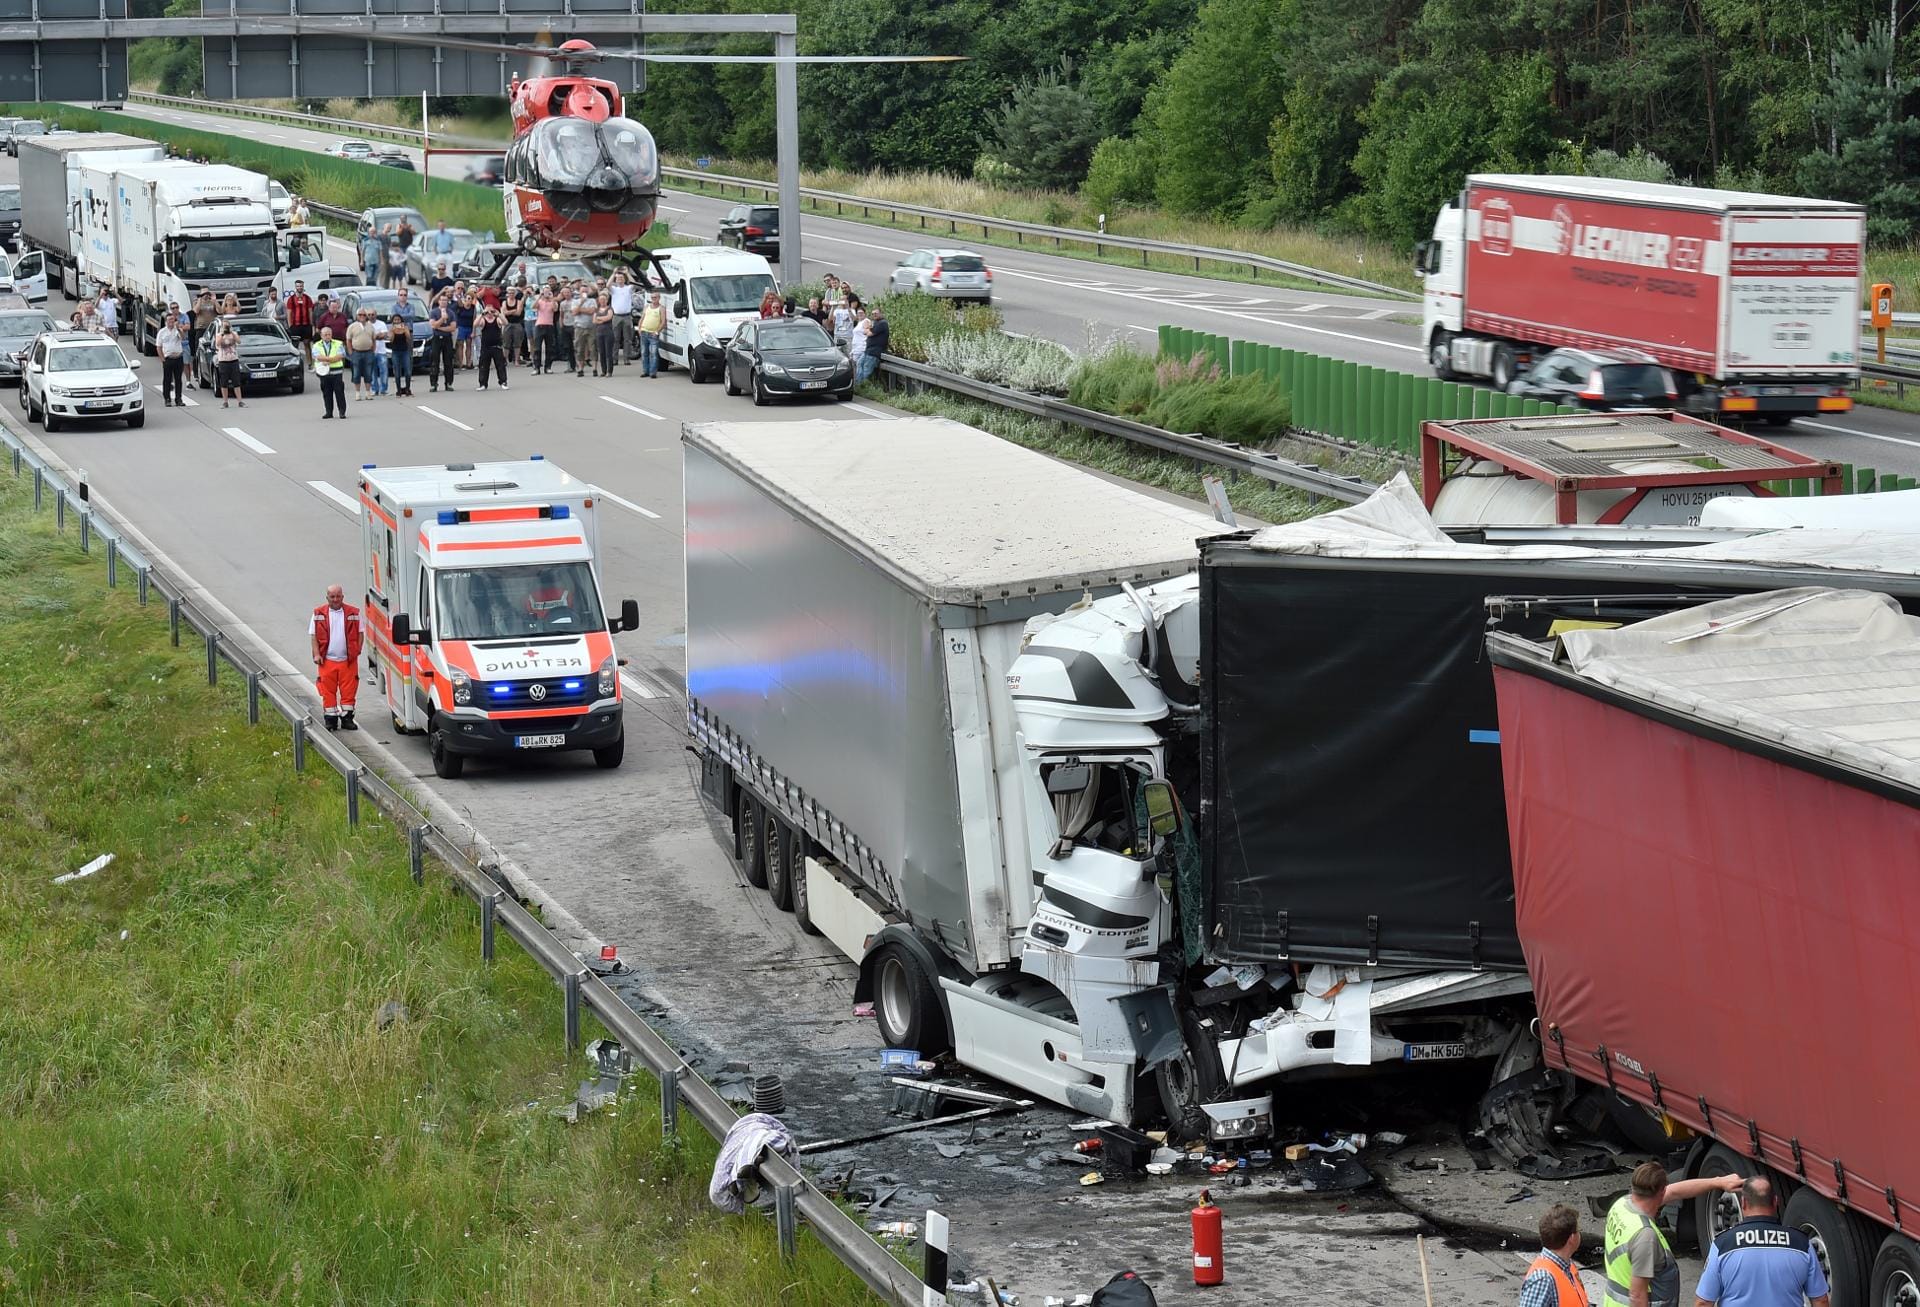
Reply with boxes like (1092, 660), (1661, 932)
(311, 583), (363, 731)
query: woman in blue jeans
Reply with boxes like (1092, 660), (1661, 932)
(387, 316), (414, 397)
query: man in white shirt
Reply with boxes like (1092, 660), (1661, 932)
(96, 293), (118, 337)
(155, 313), (186, 407)
(609, 271), (635, 363)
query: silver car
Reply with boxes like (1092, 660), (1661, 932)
(889, 248), (992, 304)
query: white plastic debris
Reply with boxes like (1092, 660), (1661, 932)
(53, 853), (114, 885)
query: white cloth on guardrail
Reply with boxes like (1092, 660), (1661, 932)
(709, 1111), (797, 1214)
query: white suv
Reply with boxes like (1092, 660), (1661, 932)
(20, 331), (145, 430)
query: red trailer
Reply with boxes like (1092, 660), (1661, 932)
(1487, 588), (1920, 1306)
(1420, 174), (1865, 420)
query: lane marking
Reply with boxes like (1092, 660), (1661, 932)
(1358, 307), (1397, 320)
(599, 488), (661, 519)
(1293, 303), (1327, 313)
(658, 204), (688, 214)
(1126, 324), (1159, 334)
(804, 232), (913, 256)
(801, 255), (842, 267)
(600, 394), (664, 420)
(994, 266), (1425, 354)
(1797, 418), (1920, 449)
(620, 671), (659, 700)
(150, 384), (197, 407)
(307, 479), (360, 515)
(417, 405), (473, 431)
(221, 425), (275, 454)
(842, 401), (887, 418)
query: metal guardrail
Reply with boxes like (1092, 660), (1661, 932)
(877, 356), (1379, 505)
(124, 91), (1414, 300)
(0, 418), (924, 1307)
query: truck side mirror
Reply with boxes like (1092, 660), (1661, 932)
(615, 598), (640, 633)
(1141, 780), (1179, 839)
(152, 251), (164, 273)
(673, 303), (687, 318)
(390, 613), (412, 646)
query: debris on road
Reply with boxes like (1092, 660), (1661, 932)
(709, 1111), (798, 1214)
(800, 1099), (1035, 1154)
(53, 852), (114, 884)
(1079, 1171), (1105, 1187)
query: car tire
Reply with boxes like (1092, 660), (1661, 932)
(43, 407), (60, 432)
(763, 808), (794, 911)
(723, 364), (739, 396)
(736, 789), (768, 889)
(872, 940), (949, 1054)
(292, 375), (305, 395)
(752, 371), (771, 406)
(126, 411), (144, 429)
(592, 731), (624, 770)
(429, 726), (465, 779)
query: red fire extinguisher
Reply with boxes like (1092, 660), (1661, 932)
(1192, 1188), (1224, 1286)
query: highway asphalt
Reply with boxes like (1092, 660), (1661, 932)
(99, 98), (1920, 480)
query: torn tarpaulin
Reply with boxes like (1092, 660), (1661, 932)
(710, 1112), (798, 1214)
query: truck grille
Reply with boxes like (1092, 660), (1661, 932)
(485, 677), (592, 710)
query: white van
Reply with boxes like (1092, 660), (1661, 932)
(643, 245), (778, 383)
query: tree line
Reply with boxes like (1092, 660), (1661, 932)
(641, 0), (1920, 246)
(127, 0), (1920, 249)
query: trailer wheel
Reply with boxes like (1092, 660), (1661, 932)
(1692, 1144), (1760, 1249)
(1491, 343), (1518, 390)
(735, 790), (768, 889)
(873, 941), (948, 1054)
(1156, 1005), (1226, 1144)
(1780, 1187), (1874, 1304)
(789, 831), (821, 936)
(763, 807), (795, 910)
(1872, 1233), (1920, 1307)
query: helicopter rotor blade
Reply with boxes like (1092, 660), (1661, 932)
(569, 51), (966, 64)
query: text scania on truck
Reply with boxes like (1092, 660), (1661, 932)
(358, 457), (641, 779)
(1418, 174), (1864, 422)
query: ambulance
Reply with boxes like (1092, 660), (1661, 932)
(358, 457), (640, 779)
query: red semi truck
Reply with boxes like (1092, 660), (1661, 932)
(1418, 174), (1865, 423)
(1488, 587), (1920, 1306)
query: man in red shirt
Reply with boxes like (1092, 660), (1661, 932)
(310, 583), (363, 731)
(285, 280), (315, 363)
(316, 295), (350, 342)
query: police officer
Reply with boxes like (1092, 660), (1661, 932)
(1604, 1163), (1744, 1307)
(1694, 1177), (1830, 1307)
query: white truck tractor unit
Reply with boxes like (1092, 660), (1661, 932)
(359, 457), (642, 779)
(683, 419), (1538, 1135)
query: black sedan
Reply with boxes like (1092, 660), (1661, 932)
(723, 317), (852, 404)
(194, 317), (305, 394)
(717, 204), (780, 259)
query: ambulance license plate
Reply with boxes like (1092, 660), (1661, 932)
(1403, 1041), (1469, 1062)
(514, 733), (567, 749)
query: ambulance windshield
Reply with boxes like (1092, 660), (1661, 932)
(436, 562), (605, 640)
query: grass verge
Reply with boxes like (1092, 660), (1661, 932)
(873, 384), (1404, 525)
(0, 468), (879, 1304)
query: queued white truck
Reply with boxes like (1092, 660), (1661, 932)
(359, 458), (642, 780)
(14, 132), (166, 303)
(78, 159), (285, 352)
(684, 416), (1920, 1138)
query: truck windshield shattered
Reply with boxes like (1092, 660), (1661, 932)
(435, 563), (605, 640)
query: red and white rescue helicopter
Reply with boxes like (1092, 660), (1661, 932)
(328, 30), (959, 259)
